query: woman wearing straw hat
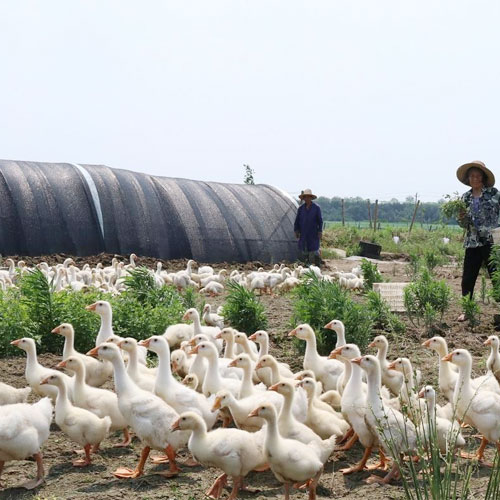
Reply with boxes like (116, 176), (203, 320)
(456, 161), (500, 321)
(294, 188), (323, 266)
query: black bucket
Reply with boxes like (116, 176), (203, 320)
(359, 241), (382, 259)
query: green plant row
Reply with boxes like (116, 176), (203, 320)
(0, 268), (193, 356)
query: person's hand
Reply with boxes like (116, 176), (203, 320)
(457, 209), (467, 221)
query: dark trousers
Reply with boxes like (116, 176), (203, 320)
(461, 244), (496, 297)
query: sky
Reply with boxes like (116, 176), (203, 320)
(1, 1), (500, 202)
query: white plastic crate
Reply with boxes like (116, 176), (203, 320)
(373, 282), (408, 312)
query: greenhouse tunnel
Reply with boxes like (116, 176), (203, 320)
(0, 160), (299, 263)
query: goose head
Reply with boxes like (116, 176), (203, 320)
(288, 324), (315, 340)
(139, 335), (169, 355)
(484, 335), (500, 350)
(86, 300), (112, 317)
(418, 385), (436, 403)
(255, 354), (276, 371)
(248, 402), (277, 422)
(269, 380), (294, 397)
(10, 337), (36, 353)
(248, 330), (268, 344)
(228, 353), (252, 370)
(329, 343), (361, 361)
(442, 349), (471, 368)
(421, 336), (448, 356)
(297, 376), (316, 397)
(190, 341), (217, 359)
(182, 373), (199, 389)
(324, 319), (345, 335)
(171, 411), (203, 432)
(40, 372), (65, 388)
(387, 357), (413, 378)
(188, 334), (209, 347)
(368, 335), (388, 351)
(211, 390), (233, 411)
(87, 343), (120, 361)
(56, 356), (83, 373)
(51, 323), (74, 338)
(216, 328), (235, 342)
(351, 354), (380, 376)
(182, 308), (199, 322)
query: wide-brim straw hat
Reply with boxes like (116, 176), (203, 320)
(299, 188), (317, 200)
(457, 161), (495, 187)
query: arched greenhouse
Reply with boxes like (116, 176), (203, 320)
(0, 160), (299, 263)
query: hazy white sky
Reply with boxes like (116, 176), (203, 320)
(1, 1), (499, 201)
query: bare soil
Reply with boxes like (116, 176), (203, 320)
(0, 256), (498, 499)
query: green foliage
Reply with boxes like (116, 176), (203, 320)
(366, 290), (406, 334)
(404, 268), (451, 334)
(181, 286), (204, 313)
(0, 289), (36, 356)
(1, 269), (187, 355)
(360, 258), (383, 290)
(291, 272), (372, 354)
(461, 295), (481, 330)
(422, 250), (444, 273)
(440, 192), (467, 221)
(221, 280), (267, 334)
(53, 290), (107, 353)
(123, 266), (157, 304)
(19, 269), (61, 352)
(243, 164), (255, 185)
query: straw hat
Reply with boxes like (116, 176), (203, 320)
(299, 188), (317, 200)
(456, 161), (495, 187)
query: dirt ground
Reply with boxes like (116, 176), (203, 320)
(0, 256), (498, 499)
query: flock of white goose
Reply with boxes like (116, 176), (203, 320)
(2, 257), (500, 499)
(0, 255), (363, 295)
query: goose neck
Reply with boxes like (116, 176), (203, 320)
(110, 355), (136, 396)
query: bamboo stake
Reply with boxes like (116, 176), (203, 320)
(373, 200), (379, 232)
(409, 200), (420, 234)
(367, 200), (372, 229)
(341, 199), (345, 226)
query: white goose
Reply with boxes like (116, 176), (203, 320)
(485, 335), (500, 383)
(11, 338), (74, 402)
(117, 338), (156, 392)
(57, 356), (130, 447)
(171, 412), (267, 500)
(248, 403), (325, 500)
(417, 386), (465, 455)
(353, 355), (417, 484)
(139, 336), (217, 430)
(289, 324), (343, 391)
(87, 343), (190, 478)
(368, 335), (404, 396)
(52, 323), (112, 387)
(86, 300), (147, 364)
(40, 373), (111, 467)
(443, 349), (500, 463)
(0, 382), (31, 406)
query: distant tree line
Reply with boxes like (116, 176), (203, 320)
(315, 196), (454, 224)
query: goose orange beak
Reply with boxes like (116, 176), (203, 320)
(421, 339), (431, 347)
(255, 360), (264, 370)
(248, 408), (260, 418)
(171, 361), (179, 373)
(215, 332), (222, 340)
(189, 345), (200, 355)
(268, 383), (280, 392)
(328, 347), (343, 359)
(188, 338), (197, 346)
(288, 328), (297, 337)
(138, 339), (151, 348)
(51, 326), (62, 334)
(248, 333), (258, 341)
(56, 360), (67, 369)
(368, 341), (376, 348)
(10, 339), (21, 346)
(40, 377), (49, 385)
(171, 418), (181, 431)
(442, 353), (453, 362)
(418, 388), (425, 398)
(484, 339), (492, 346)
(351, 356), (363, 365)
(324, 321), (334, 330)
(86, 303), (97, 311)
(87, 346), (100, 358)
(228, 359), (238, 368)
(182, 313), (189, 321)
(211, 397), (222, 412)
(387, 361), (397, 370)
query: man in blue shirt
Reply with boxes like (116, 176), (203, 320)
(294, 188), (323, 266)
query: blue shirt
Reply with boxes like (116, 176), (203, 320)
(294, 202), (323, 252)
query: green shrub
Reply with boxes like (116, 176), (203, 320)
(291, 272), (372, 354)
(404, 268), (451, 334)
(221, 280), (267, 334)
(461, 295), (481, 330)
(366, 290), (406, 334)
(360, 258), (383, 290)
(0, 289), (36, 356)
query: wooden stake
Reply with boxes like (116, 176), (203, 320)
(373, 200), (379, 232)
(367, 200), (372, 229)
(341, 199), (345, 226)
(409, 200), (420, 234)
